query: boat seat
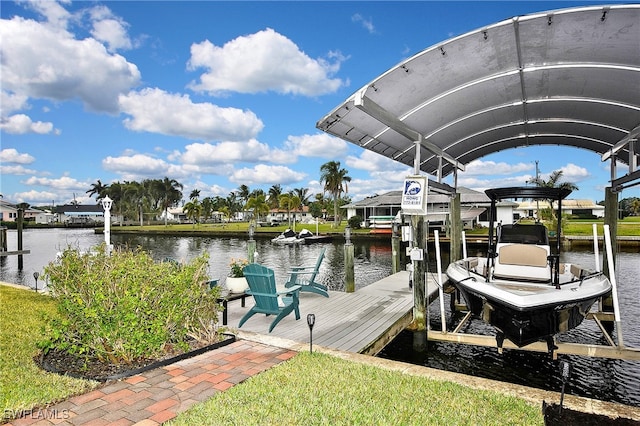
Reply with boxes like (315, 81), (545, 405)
(493, 243), (551, 282)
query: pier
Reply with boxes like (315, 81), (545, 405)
(224, 270), (439, 355)
(227, 268), (640, 362)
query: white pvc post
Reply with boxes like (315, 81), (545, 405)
(462, 230), (468, 259)
(592, 223), (600, 272)
(434, 230), (447, 333)
(603, 224), (624, 348)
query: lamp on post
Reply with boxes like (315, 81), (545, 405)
(307, 313), (316, 353)
(33, 271), (39, 293)
(101, 196), (113, 255)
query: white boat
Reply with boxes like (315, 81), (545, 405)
(271, 228), (314, 245)
(446, 187), (612, 349)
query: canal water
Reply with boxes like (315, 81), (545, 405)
(1, 228), (638, 407)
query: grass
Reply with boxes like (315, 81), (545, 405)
(0, 285), (98, 421)
(1, 284), (542, 425)
(464, 217), (640, 237)
(115, 217), (640, 238)
(168, 352), (543, 426)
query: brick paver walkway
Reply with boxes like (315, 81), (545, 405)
(7, 340), (297, 426)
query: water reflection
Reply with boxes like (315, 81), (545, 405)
(0, 228), (392, 291)
(2, 228), (639, 407)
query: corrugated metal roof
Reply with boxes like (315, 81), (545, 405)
(318, 5), (640, 179)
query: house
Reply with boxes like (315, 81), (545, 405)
(0, 200), (44, 222)
(514, 199), (605, 219)
(343, 187), (492, 230)
(344, 188), (604, 230)
(54, 204), (105, 225)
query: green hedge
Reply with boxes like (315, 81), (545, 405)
(40, 245), (222, 364)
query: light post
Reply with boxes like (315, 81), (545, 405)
(101, 196), (113, 254)
(344, 226), (355, 293)
(559, 360), (572, 414)
(33, 271), (39, 292)
(307, 313), (316, 353)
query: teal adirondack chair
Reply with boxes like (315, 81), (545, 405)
(240, 263), (301, 332)
(284, 247), (329, 297)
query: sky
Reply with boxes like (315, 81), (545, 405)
(1, 0), (638, 208)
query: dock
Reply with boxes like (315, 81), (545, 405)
(223, 271), (440, 355)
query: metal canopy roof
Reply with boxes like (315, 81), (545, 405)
(317, 5), (640, 180)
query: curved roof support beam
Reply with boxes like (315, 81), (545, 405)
(353, 88), (464, 172)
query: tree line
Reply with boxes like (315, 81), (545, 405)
(85, 161), (352, 227)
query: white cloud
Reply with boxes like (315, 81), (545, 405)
(12, 189), (60, 205)
(0, 165), (39, 176)
(346, 150), (407, 173)
(119, 88), (263, 141)
(0, 148), (35, 164)
(0, 114), (56, 135)
(558, 163), (590, 182)
(180, 140), (272, 166)
(23, 0), (72, 31)
(230, 164), (306, 186)
(285, 133), (348, 158)
(187, 28), (346, 96)
(0, 14), (140, 113)
(91, 18), (132, 52)
(102, 154), (186, 180)
(0, 91), (29, 116)
(23, 175), (89, 191)
(352, 14), (376, 34)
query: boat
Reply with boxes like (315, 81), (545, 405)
(271, 228), (315, 245)
(445, 187), (612, 349)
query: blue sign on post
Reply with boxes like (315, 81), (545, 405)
(401, 176), (428, 215)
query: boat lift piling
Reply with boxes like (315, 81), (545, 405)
(427, 222), (640, 361)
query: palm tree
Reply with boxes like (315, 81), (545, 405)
(292, 187), (310, 206)
(319, 161), (351, 227)
(268, 184), (283, 209)
(86, 180), (108, 202)
(528, 169), (578, 220)
(189, 189), (200, 201)
(155, 177), (184, 226)
(246, 193), (270, 223)
(183, 199), (202, 228)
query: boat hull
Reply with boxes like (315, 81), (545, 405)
(455, 285), (601, 347)
(447, 259), (612, 347)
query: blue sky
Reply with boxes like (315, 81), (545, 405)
(1, 0), (638, 207)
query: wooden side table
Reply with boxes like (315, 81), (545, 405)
(217, 291), (248, 325)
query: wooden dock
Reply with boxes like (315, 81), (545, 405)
(224, 271), (440, 355)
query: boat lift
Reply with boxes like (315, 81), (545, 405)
(426, 226), (640, 361)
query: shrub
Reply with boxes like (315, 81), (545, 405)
(348, 215), (363, 229)
(40, 245), (222, 365)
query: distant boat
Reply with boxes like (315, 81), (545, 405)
(272, 228), (317, 245)
(446, 187), (612, 349)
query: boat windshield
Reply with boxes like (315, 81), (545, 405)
(498, 224), (549, 245)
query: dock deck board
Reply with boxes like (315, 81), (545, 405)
(223, 270), (440, 354)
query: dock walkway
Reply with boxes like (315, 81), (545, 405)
(224, 270), (440, 355)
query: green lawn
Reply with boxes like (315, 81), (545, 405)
(0, 286), (98, 421)
(1, 284), (543, 424)
(168, 351), (542, 426)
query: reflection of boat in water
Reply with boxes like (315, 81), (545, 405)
(272, 228), (319, 244)
(446, 187), (612, 349)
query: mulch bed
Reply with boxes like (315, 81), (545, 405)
(35, 334), (236, 382)
(542, 401), (640, 425)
